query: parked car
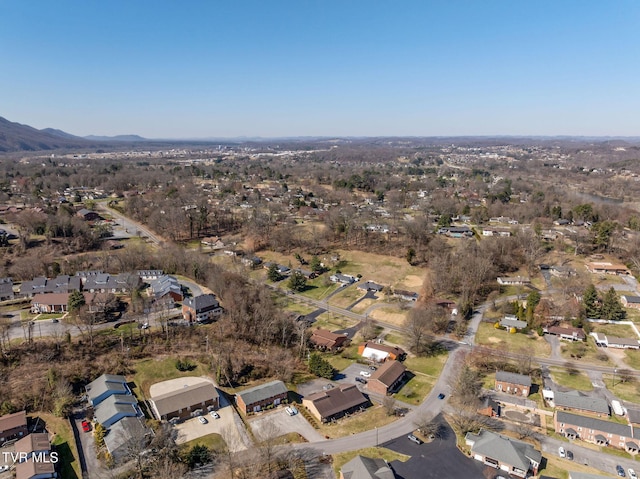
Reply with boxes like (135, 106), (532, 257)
(198, 416), (208, 425)
(437, 393), (446, 400)
(407, 434), (423, 445)
(322, 383), (334, 390)
(617, 465), (626, 477)
(209, 411), (220, 419)
(81, 420), (91, 432)
(558, 446), (565, 458)
(355, 376), (367, 384)
(566, 450), (573, 461)
(51, 318), (59, 323)
(359, 371), (371, 378)
(0, 465), (10, 472)
(628, 469), (637, 479)
(369, 365), (377, 371)
(285, 406), (298, 416)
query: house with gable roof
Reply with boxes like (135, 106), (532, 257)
(495, 371), (531, 397)
(339, 455), (396, 479)
(465, 429), (541, 477)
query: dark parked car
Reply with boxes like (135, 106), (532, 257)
(437, 393), (446, 400)
(618, 465), (626, 477)
(355, 376), (367, 384)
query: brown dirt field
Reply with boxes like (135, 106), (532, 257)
(396, 274), (423, 290)
(369, 307), (408, 327)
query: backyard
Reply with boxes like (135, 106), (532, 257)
(475, 322), (551, 357)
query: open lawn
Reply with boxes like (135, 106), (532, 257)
(475, 322), (551, 357)
(317, 405), (398, 438)
(624, 349), (640, 369)
(593, 322), (638, 338)
(333, 249), (426, 289)
(328, 286), (365, 309)
(404, 354), (447, 377)
(133, 357), (210, 396)
(383, 332), (406, 347)
(298, 277), (340, 300)
(332, 447), (409, 477)
(322, 345), (359, 372)
(604, 375), (640, 403)
(351, 298), (377, 314)
(549, 367), (594, 391)
(394, 374), (436, 405)
(311, 313), (359, 332)
(280, 300), (316, 316)
(559, 339), (612, 365)
(38, 412), (81, 479)
(368, 306), (409, 328)
(179, 433), (227, 453)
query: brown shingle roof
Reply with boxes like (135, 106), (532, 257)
(310, 329), (347, 349)
(14, 433), (50, 456)
(306, 384), (368, 419)
(15, 459), (55, 479)
(151, 381), (218, 417)
(0, 410), (26, 432)
(369, 361), (406, 387)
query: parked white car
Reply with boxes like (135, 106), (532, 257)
(558, 446), (565, 458)
(285, 406), (298, 416)
(359, 371), (371, 378)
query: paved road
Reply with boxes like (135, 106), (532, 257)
(96, 203), (167, 247)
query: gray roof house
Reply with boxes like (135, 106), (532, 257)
(0, 277), (14, 301)
(104, 416), (150, 463)
(500, 316), (528, 330)
(86, 374), (130, 407)
(465, 429), (541, 478)
(555, 410), (640, 451)
(553, 391), (609, 416)
(94, 394), (142, 428)
(340, 455), (396, 479)
(236, 380), (289, 413)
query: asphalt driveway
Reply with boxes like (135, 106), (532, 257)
(383, 416), (487, 479)
(248, 407), (324, 442)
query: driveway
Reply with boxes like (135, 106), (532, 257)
(335, 363), (374, 391)
(297, 378), (336, 399)
(383, 416), (486, 479)
(71, 410), (104, 479)
(248, 408), (324, 443)
(174, 397), (249, 452)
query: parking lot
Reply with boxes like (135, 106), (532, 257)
(174, 397), (250, 452)
(296, 363), (373, 399)
(248, 407), (324, 443)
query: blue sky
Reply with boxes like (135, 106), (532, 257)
(1, 1), (639, 138)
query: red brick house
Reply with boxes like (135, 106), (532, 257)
(495, 371), (531, 397)
(0, 410), (28, 445)
(310, 329), (350, 351)
(367, 361), (407, 395)
(555, 411), (640, 453)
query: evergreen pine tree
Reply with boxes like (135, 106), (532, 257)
(582, 284), (600, 318)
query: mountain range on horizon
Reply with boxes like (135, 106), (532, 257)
(1, 115), (640, 153)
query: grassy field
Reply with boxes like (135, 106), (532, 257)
(332, 447), (409, 476)
(298, 277), (341, 300)
(475, 322), (551, 356)
(133, 357), (210, 396)
(311, 313), (359, 332)
(559, 339), (611, 365)
(328, 286), (365, 309)
(549, 367), (594, 391)
(39, 412), (81, 479)
(383, 332), (406, 347)
(317, 405), (398, 438)
(369, 306), (409, 328)
(280, 299), (316, 316)
(179, 433), (227, 453)
(604, 375), (640, 403)
(394, 374), (436, 405)
(321, 345), (359, 372)
(593, 322), (638, 337)
(624, 349), (640, 369)
(351, 298), (377, 314)
(404, 354), (447, 377)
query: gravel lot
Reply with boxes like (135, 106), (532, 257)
(248, 407), (324, 442)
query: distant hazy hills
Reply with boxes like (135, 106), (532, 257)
(0, 116), (147, 152)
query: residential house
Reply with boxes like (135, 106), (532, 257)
(621, 295), (640, 309)
(550, 265), (576, 278)
(482, 227), (512, 237)
(442, 226), (473, 238)
(86, 374), (131, 407)
(339, 455), (396, 479)
(550, 390), (610, 416)
(391, 289), (418, 301)
(0, 277), (14, 300)
(30, 293), (70, 313)
(330, 273), (356, 285)
(500, 316), (528, 331)
(241, 256), (262, 268)
(82, 272), (139, 294)
(495, 371), (531, 397)
(367, 361), (407, 395)
(292, 268), (316, 279)
(497, 276), (530, 286)
(103, 416), (150, 464)
(14, 433), (51, 463)
(15, 460), (57, 479)
(137, 270), (164, 281)
(586, 262), (630, 276)
(465, 429), (541, 478)
(590, 332), (640, 350)
(0, 410), (28, 445)
(148, 275), (183, 302)
(76, 208), (100, 221)
(264, 263), (291, 275)
(358, 342), (406, 363)
(477, 397), (500, 417)
(236, 380), (288, 414)
(357, 281), (384, 292)
(93, 394), (142, 428)
(201, 236), (225, 249)
(555, 410), (640, 452)
(543, 325), (586, 341)
(20, 275), (81, 297)
(149, 377), (219, 421)
(303, 384), (369, 423)
(310, 329), (350, 351)
(182, 294), (223, 323)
